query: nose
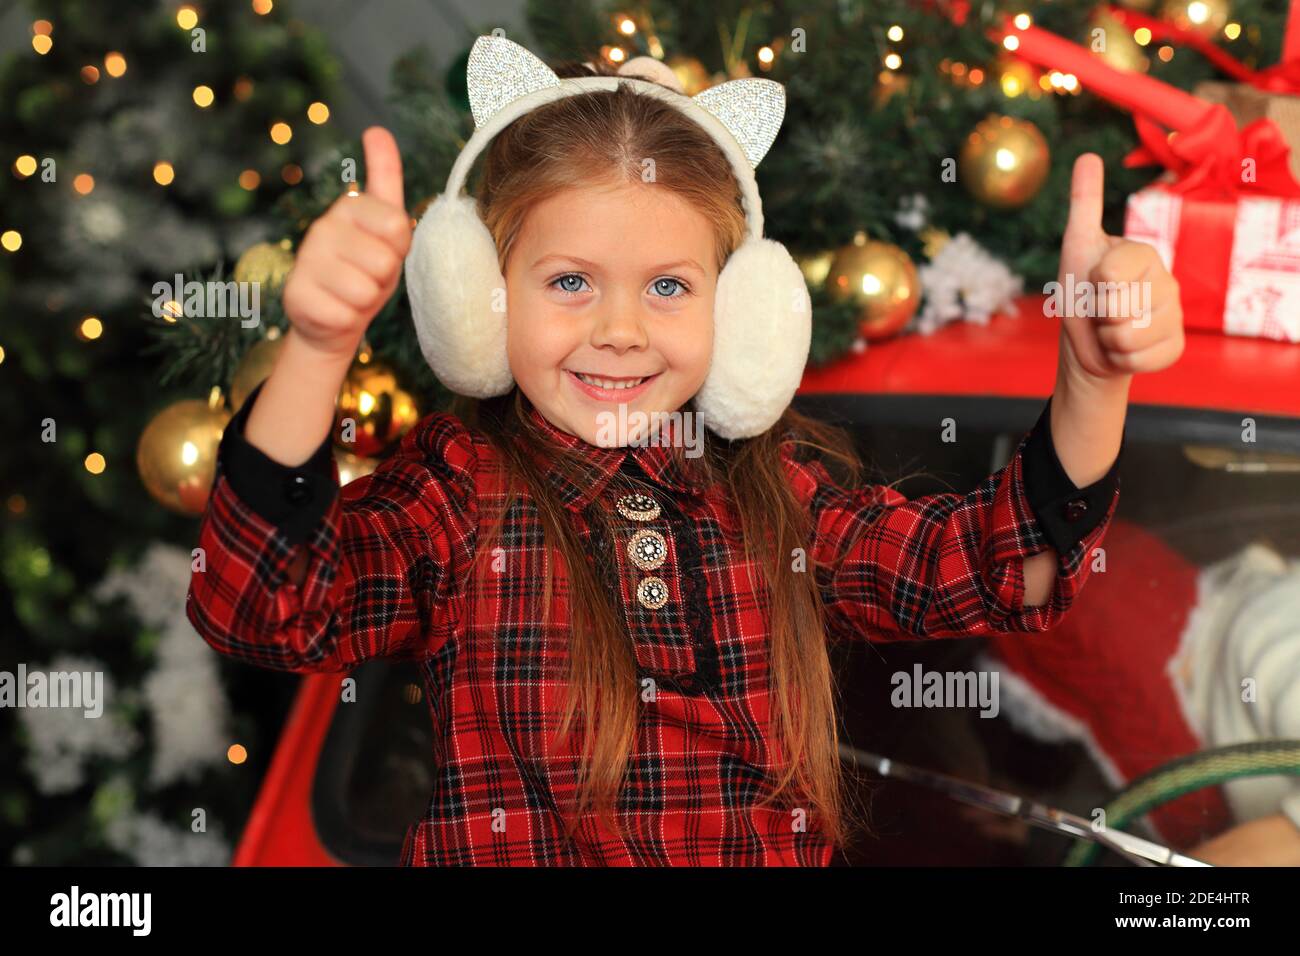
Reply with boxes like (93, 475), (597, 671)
(590, 296), (649, 353)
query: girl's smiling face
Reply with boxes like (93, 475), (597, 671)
(503, 179), (717, 446)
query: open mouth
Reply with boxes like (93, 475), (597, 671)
(571, 371), (654, 390)
(564, 369), (662, 401)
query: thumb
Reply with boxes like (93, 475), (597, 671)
(1064, 152), (1106, 243)
(362, 126), (404, 210)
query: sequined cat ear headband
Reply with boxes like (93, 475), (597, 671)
(404, 33), (811, 440)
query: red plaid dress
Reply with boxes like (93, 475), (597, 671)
(187, 386), (1121, 865)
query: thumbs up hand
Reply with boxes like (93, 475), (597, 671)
(282, 126), (413, 359)
(1054, 153), (1184, 386)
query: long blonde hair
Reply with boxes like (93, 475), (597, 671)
(452, 59), (870, 850)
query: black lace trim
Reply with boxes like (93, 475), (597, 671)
(609, 458), (720, 696)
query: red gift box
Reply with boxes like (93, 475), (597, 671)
(1000, 16), (1300, 343)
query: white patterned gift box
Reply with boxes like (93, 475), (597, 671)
(1125, 186), (1300, 343)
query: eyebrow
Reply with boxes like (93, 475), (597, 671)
(530, 253), (705, 275)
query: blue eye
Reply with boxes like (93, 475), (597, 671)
(551, 273), (590, 295)
(651, 277), (690, 298)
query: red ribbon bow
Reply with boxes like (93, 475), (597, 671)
(1127, 103), (1300, 199)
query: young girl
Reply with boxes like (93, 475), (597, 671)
(186, 35), (1184, 866)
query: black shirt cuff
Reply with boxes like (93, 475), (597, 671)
(216, 379), (338, 544)
(1019, 394), (1123, 556)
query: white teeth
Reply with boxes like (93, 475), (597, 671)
(575, 372), (646, 390)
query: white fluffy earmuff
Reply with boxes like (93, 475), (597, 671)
(405, 34), (810, 440)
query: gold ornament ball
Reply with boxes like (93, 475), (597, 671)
(229, 335), (285, 411)
(1090, 11), (1148, 73)
(137, 398), (231, 516)
(335, 448), (380, 486)
(959, 115), (1050, 209)
(873, 70), (911, 107)
(920, 227), (952, 259)
(996, 56), (1038, 98)
(335, 361), (421, 458)
(826, 240), (920, 341)
(233, 240), (295, 291)
(667, 55), (711, 95)
(796, 250), (835, 289)
(1161, 0), (1229, 36)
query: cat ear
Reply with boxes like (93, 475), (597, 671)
(693, 79), (786, 168)
(466, 34), (560, 129)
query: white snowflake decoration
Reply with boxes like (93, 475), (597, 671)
(17, 654), (139, 794)
(95, 543), (232, 787)
(913, 232), (1024, 336)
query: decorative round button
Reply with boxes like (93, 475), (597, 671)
(284, 473), (313, 504)
(616, 492), (660, 522)
(1063, 497), (1088, 522)
(635, 576), (669, 609)
(627, 529), (667, 571)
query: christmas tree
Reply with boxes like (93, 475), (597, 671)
(6, 0), (1294, 865)
(1, 0), (339, 864)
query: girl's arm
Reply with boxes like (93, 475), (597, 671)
(1022, 359), (1131, 606)
(790, 395), (1122, 641)
(1022, 150), (1185, 607)
(186, 381), (480, 673)
(187, 127), (480, 672)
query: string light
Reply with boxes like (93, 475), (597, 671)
(252, 0), (273, 15)
(233, 77), (254, 101)
(1003, 35), (1020, 51)
(31, 21), (53, 54)
(176, 5), (199, 30)
(968, 68), (984, 85)
(80, 65), (99, 84)
(884, 52), (902, 70)
(104, 52), (127, 77)
(73, 173), (94, 195)
(193, 85), (214, 107)
(281, 163), (303, 184)
(0, 345), (5, 365)
(227, 744), (248, 764)
(1224, 22), (1241, 40)
(1187, 2), (1210, 25)
(1158, 45), (1174, 62)
(153, 162), (175, 185)
(1134, 27), (1152, 46)
(238, 169), (260, 190)
(269, 121), (292, 144)
(887, 25), (904, 42)
(307, 101), (329, 124)
(161, 300), (182, 322)
(79, 316), (102, 340)
(607, 45), (626, 63)
(1013, 13), (1032, 30)
(1, 231), (21, 252)
(84, 453), (106, 475)
(757, 46), (774, 66)
(14, 155), (37, 178)
(618, 17), (636, 36)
